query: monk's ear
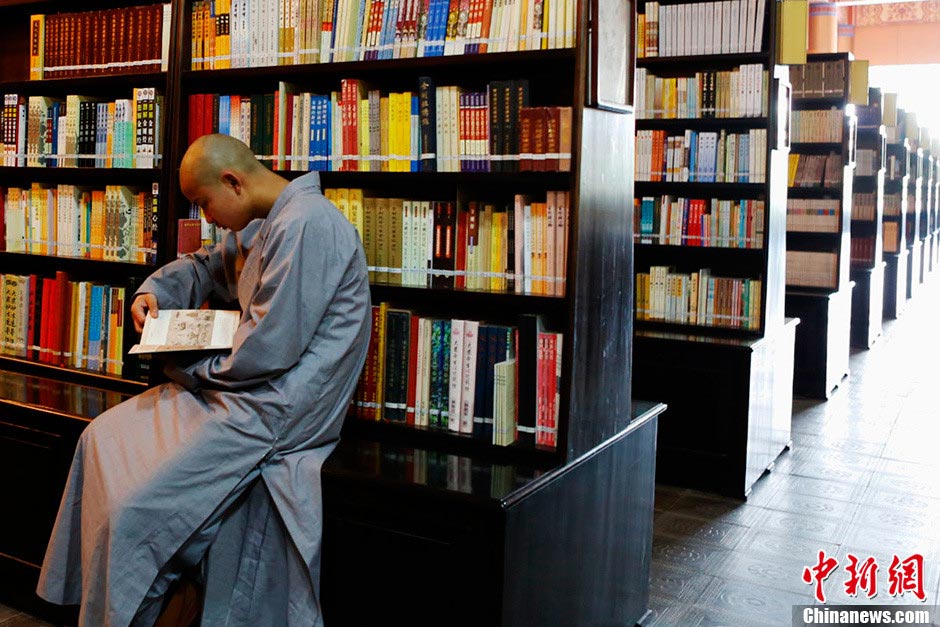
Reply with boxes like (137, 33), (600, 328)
(220, 171), (242, 194)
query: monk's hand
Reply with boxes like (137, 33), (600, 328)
(131, 293), (160, 334)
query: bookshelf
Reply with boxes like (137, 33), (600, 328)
(784, 52), (855, 399)
(932, 141), (940, 273)
(899, 109), (923, 302)
(1, 0), (660, 623)
(848, 86), (885, 349)
(630, 0), (796, 498)
(915, 131), (931, 286)
(881, 102), (909, 319)
(923, 147), (936, 276)
(0, 0), (172, 617)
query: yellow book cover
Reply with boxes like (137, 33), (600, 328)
(359, 98), (370, 169)
(387, 199), (404, 286)
(348, 187), (365, 240)
(363, 196), (377, 282)
(479, 204), (492, 291)
(788, 153), (800, 186)
(883, 93), (898, 127)
(777, 0), (808, 65)
(334, 187), (351, 222)
(91, 190), (105, 260)
(113, 287), (125, 376)
(380, 96), (390, 172)
(848, 60), (869, 106)
(374, 197), (390, 283)
(374, 302), (389, 421)
(29, 15), (44, 81)
(490, 209), (502, 291)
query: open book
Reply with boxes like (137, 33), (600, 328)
(129, 309), (241, 354)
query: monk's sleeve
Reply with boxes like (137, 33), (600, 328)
(135, 234), (239, 308)
(180, 214), (348, 389)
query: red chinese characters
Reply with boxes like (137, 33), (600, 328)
(803, 550), (839, 603)
(802, 552), (927, 603)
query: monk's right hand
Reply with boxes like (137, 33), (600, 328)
(131, 293), (160, 334)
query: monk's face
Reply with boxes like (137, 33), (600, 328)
(179, 168), (254, 232)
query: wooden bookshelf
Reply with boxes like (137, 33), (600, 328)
(848, 87), (885, 349)
(0, 0), (658, 623)
(882, 110), (910, 319)
(784, 52), (856, 399)
(897, 109), (924, 302)
(631, 0), (795, 498)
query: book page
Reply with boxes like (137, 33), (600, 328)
(129, 309), (241, 354)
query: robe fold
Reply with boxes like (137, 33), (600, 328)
(36, 171), (371, 626)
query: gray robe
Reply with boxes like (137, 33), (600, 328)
(36, 172), (371, 626)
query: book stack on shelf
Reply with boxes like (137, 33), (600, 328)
(880, 93), (909, 319)
(848, 86), (885, 348)
(0, 0), (663, 623)
(630, 0), (797, 498)
(783, 52), (856, 399)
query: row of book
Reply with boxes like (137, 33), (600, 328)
(785, 250), (837, 288)
(190, 0), (575, 70)
(787, 153), (843, 188)
(884, 221), (900, 253)
(855, 149), (879, 177)
(28, 6), (171, 80)
(0, 271), (127, 376)
(634, 196), (765, 248)
(792, 110), (844, 144)
(324, 188), (568, 295)
(637, 0), (767, 58)
(352, 305), (561, 448)
(0, 373), (127, 420)
(2, 90), (163, 169)
(786, 199), (839, 233)
(853, 192), (877, 221)
(789, 60), (848, 100)
(188, 78), (572, 173)
(635, 266), (762, 329)
(850, 236), (876, 266)
(2, 184), (158, 264)
(635, 65), (768, 120)
(884, 193), (902, 216)
(635, 129), (768, 183)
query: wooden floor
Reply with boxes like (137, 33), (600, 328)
(646, 273), (940, 625)
(5, 280), (940, 626)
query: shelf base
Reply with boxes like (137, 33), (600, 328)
(633, 321), (796, 499)
(850, 264), (885, 349)
(786, 284), (854, 399)
(883, 250), (908, 320)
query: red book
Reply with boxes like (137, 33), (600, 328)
(405, 314), (419, 425)
(55, 271), (71, 366)
(455, 204), (468, 289)
(26, 274), (38, 360)
(39, 277), (54, 363)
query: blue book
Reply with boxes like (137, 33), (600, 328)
(219, 95), (231, 136)
(86, 285), (105, 371)
(411, 95), (420, 172)
(688, 131), (698, 182)
(472, 326), (491, 439)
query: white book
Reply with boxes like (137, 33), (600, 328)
(413, 315), (427, 426)
(130, 309), (241, 354)
(459, 320), (478, 434)
(402, 200), (414, 286)
(743, 0), (754, 53)
(447, 319), (465, 432)
(753, 0), (766, 53)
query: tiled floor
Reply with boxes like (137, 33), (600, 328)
(646, 275), (940, 625)
(4, 281), (940, 626)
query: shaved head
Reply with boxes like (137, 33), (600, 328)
(181, 134), (263, 187)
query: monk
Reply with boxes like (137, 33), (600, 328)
(36, 134), (371, 626)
